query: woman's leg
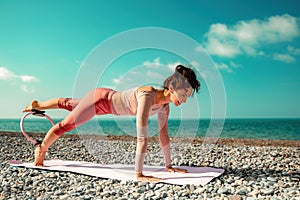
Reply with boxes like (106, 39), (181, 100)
(34, 129), (59, 166)
(23, 98), (81, 112)
(23, 99), (60, 112)
(34, 89), (111, 166)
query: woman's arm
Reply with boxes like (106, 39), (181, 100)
(158, 105), (188, 173)
(158, 107), (171, 168)
(135, 90), (162, 182)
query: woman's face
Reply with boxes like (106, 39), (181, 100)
(169, 86), (193, 106)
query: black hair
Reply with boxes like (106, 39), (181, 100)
(163, 65), (200, 95)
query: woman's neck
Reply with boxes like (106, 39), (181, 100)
(155, 89), (170, 105)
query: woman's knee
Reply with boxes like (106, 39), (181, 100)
(52, 121), (76, 136)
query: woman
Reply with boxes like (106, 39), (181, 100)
(23, 65), (200, 182)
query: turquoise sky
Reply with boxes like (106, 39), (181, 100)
(0, 0), (299, 119)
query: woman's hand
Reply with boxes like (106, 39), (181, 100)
(136, 172), (162, 183)
(166, 166), (188, 173)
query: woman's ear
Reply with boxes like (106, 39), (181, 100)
(169, 85), (174, 91)
(164, 88), (171, 97)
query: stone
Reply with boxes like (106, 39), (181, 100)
(136, 186), (146, 193)
(217, 188), (229, 194)
(248, 188), (259, 196)
(76, 186), (85, 192)
(237, 188), (248, 195)
(267, 177), (277, 182)
(194, 187), (206, 194)
(263, 188), (274, 195)
(59, 194), (69, 200)
(54, 190), (64, 196)
(229, 195), (241, 200)
(131, 192), (140, 199)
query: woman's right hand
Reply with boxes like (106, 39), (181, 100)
(136, 172), (162, 183)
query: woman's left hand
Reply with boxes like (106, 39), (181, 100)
(166, 166), (188, 173)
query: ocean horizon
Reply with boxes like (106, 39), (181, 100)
(0, 117), (299, 141)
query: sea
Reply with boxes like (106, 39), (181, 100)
(0, 117), (299, 141)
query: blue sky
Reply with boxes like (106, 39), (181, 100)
(0, 0), (299, 119)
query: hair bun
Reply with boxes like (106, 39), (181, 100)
(175, 65), (185, 73)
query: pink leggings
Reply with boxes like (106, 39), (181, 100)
(52, 88), (117, 136)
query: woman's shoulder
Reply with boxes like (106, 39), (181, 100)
(137, 86), (156, 93)
(135, 86), (157, 101)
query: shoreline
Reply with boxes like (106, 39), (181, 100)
(2, 131), (299, 148)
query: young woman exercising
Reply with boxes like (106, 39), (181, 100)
(23, 65), (200, 182)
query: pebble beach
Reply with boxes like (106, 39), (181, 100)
(0, 131), (299, 200)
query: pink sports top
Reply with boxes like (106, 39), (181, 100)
(112, 87), (171, 172)
(112, 87), (169, 116)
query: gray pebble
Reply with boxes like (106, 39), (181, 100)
(59, 194), (69, 200)
(267, 176), (277, 182)
(76, 185), (85, 192)
(54, 190), (65, 196)
(263, 188), (275, 195)
(1, 135), (299, 199)
(237, 188), (248, 195)
(217, 187), (229, 194)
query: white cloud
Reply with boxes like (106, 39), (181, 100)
(195, 46), (205, 53)
(273, 53), (296, 63)
(111, 59), (202, 90)
(0, 67), (17, 80)
(203, 14), (299, 58)
(229, 61), (241, 69)
(143, 57), (184, 73)
(0, 67), (39, 93)
(20, 75), (39, 82)
(215, 62), (232, 73)
(263, 15), (299, 42)
(143, 57), (162, 68)
(112, 78), (120, 84)
(0, 67), (39, 83)
(21, 85), (35, 93)
(212, 61), (243, 73)
(269, 46), (300, 63)
(189, 61), (208, 78)
(167, 61), (182, 72)
(205, 38), (241, 57)
(287, 46), (300, 55)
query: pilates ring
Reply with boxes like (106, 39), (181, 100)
(20, 109), (55, 146)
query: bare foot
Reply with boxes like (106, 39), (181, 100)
(136, 173), (162, 183)
(23, 100), (41, 112)
(166, 166), (188, 173)
(34, 144), (46, 166)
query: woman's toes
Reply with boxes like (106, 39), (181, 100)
(23, 100), (40, 112)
